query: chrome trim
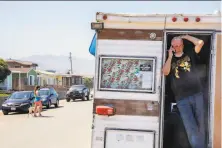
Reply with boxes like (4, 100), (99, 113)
(208, 32), (218, 148)
(158, 31), (167, 148)
(91, 32), (98, 148)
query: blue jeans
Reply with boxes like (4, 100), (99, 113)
(177, 92), (205, 148)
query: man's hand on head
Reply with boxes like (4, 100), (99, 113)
(178, 34), (204, 53)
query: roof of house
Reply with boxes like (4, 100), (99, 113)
(60, 74), (84, 77)
(55, 73), (72, 77)
(9, 68), (33, 73)
(36, 70), (55, 75)
(6, 59), (38, 66)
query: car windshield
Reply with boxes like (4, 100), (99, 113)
(70, 85), (85, 91)
(9, 92), (31, 100)
(38, 90), (50, 96)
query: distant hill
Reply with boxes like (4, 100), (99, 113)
(19, 55), (95, 75)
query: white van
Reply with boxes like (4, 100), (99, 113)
(89, 11), (221, 148)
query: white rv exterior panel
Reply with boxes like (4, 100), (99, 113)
(91, 115), (159, 148)
(95, 40), (163, 102)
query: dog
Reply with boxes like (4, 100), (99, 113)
(28, 106), (40, 117)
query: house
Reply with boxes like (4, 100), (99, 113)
(6, 59), (38, 70)
(1, 68), (38, 90)
(0, 59), (38, 90)
(55, 73), (63, 86)
(11, 68), (37, 90)
(60, 74), (83, 88)
(36, 70), (56, 86)
(71, 75), (83, 85)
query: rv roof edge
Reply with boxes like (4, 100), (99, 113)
(96, 11), (221, 17)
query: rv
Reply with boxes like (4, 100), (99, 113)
(89, 11), (221, 148)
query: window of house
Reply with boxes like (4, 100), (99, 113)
(98, 56), (156, 93)
(75, 77), (81, 84)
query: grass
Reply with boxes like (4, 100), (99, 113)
(0, 94), (9, 97)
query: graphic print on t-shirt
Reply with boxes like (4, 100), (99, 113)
(171, 55), (191, 78)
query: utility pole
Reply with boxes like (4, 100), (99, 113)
(69, 52), (73, 74)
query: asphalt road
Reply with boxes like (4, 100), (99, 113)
(0, 99), (93, 148)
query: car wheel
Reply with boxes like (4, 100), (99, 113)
(66, 98), (71, 102)
(55, 99), (59, 108)
(82, 94), (85, 101)
(46, 101), (51, 109)
(86, 95), (90, 101)
(2, 110), (8, 115)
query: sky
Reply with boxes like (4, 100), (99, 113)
(0, 1), (221, 60)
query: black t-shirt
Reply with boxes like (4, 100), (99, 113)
(169, 48), (202, 100)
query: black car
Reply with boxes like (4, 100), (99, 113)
(66, 85), (90, 102)
(38, 87), (59, 109)
(1, 91), (35, 115)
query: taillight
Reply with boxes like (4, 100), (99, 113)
(96, 105), (115, 116)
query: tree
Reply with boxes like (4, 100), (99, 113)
(83, 77), (93, 89)
(0, 58), (11, 83)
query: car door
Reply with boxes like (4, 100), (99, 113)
(83, 87), (88, 97)
(50, 88), (57, 104)
(30, 92), (35, 105)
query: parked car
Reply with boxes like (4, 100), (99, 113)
(1, 91), (34, 115)
(38, 87), (59, 109)
(66, 85), (90, 102)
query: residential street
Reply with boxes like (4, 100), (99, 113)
(0, 100), (93, 148)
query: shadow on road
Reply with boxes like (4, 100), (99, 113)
(38, 115), (54, 118)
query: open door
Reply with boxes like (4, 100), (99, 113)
(161, 30), (217, 148)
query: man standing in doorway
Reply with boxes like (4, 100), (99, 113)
(162, 34), (205, 148)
